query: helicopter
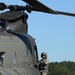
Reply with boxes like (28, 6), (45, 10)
(0, 0), (75, 75)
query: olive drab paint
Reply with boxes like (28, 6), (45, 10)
(0, 0), (75, 75)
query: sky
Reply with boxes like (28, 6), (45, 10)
(0, 0), (75, 62)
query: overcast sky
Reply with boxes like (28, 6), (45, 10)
(0, 0), (75, 62)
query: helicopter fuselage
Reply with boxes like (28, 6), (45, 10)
(0, 32), (40, 75)
(0, 11), (40, 75)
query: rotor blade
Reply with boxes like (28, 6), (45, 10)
(55, 11), (75, 17)
(23, 0), (75, 17)
(22, 0), (58, 14)
(31, 7), (75, 17)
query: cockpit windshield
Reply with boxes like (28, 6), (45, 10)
(0, 19), (6, 32)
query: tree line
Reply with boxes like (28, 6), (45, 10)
(48, 61), (75, 75)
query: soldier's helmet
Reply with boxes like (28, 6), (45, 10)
(41, 52), (47, 58)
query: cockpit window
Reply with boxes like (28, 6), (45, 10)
(0, 52), (5, 66)
(0, 19), (5, 32)
(13, 52), (17, 65)
(34, 46), (38, 62)
(0, 19), (5, 28)
(25, 49), (29, 63)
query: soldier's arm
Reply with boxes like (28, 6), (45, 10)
(44, 59), (50, 69)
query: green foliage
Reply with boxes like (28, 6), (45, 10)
(48, 61), (75, 75)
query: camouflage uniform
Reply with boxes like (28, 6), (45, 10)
(39, 52), (49, 75)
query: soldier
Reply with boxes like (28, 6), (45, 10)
(39, 52), (49, 75)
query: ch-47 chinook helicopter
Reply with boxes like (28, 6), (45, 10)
(0, 0), (75, 75)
